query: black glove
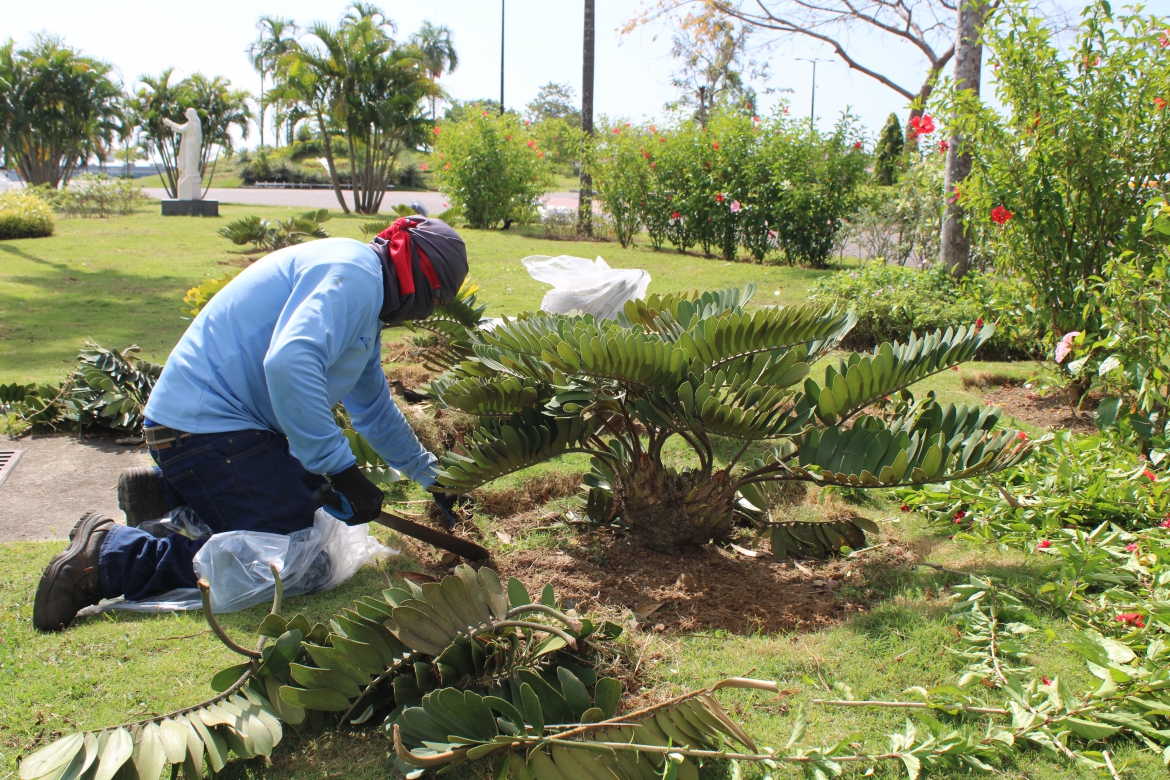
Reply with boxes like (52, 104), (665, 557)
(318, 465), (384, 525)
(432, 490), (461, 529)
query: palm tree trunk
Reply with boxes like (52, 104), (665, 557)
(259, 72), (266, 148)
(318, 109), (350, 214)
(578, 0), (595, 236)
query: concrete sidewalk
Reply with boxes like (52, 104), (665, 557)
(0, 435), (151, 542)
(143, 188), (583, 212)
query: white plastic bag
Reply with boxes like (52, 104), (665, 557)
(522, 255), (650, 320)
(78, 510), (395, 616)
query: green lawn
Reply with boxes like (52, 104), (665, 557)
(0, 203), (835, 384)
(3, 204), (1124, 779)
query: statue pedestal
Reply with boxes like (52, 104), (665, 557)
(162, 200), (218, 217)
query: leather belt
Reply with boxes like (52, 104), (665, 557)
(143, 425), (194, 449)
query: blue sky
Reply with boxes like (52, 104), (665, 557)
(3, 0), (1152, 142)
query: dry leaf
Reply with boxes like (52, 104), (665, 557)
(400, 571), (439, 584)
(494, 530), (512, 544)
(440, 552), (460, 567)
(634, 601), (666, 621)
(676, 572), (697, 589)
(793, 561), (814, 576)
(730, 544), (768, 558)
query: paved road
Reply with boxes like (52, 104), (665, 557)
(0, 435), (151, 542)
(142, 188), (583, 212)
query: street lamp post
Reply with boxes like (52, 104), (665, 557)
(499, 0), (506, 115)
(795, 57), (831, 130)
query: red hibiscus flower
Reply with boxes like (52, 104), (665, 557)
(1042, 677), (1052, 685)
(1116, 613), (1146, 628)
(527, 140), (536, 148)
(1160, 518), (1170, 528)
(1127, 543), (1138, 552)
(715, 193), (725, 203)
(537, 151), (544, 157)
(1016, 432), (1028, 441)
(433, 126), (442, 135)
(671, 211), (680, 220)
(954, 511), (966, 520)
(939, 140), (949, 153)
(612, 127), (621, 134)
(900, 504), (911, 512)
(651, 162), (656, 169)
(1037, 540), (1052, 549)
(976, 318), (984, 327)
(908, 114), (936, 136)
(1156, 97), (1167, 110)
(991, 206), (1014, 225)
(1161, 31), (1170, 48)
(1145, 469), (1158, 481)
(713, 142), (720, 150)
(854, 141), (863, 149)
(420, 163), (428, 171)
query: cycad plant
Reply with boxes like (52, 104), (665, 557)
(425, 285), (1031, 553)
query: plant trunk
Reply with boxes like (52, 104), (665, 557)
(318, 110), (350, 215)
(939, 0), (989, 279)
(617, 458), (736, 552)
(578, 0), (595, 237)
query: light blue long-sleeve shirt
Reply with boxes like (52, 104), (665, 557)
(144, 237), (437, 485)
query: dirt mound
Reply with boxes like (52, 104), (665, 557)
(980, 385), (1097, 434)
(474, 473), (584, 517)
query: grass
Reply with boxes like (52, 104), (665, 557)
(4, 204), (1120, 778)
(0, 203), (835, 384)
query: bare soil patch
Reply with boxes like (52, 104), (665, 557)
(979, 384), (1097, 434)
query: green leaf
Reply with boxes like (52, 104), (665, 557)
(94, 728), (133, 780)
(900, 753), (921, 780)
(1063, 717), (1121, 740)
(508, 577), (531, 610)
(594, 678), (622, 719)
(520, 683), (545, 737)
(210, 662), (252, 693)
(279, 685), (352, 712)
(19, 733), (85, 780)
(785, 707), (807, 749)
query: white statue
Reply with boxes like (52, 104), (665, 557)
(163, 108), (203, 201)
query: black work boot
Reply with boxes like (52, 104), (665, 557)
(34, 512), (114, 632)
(117, 466), (171, 527)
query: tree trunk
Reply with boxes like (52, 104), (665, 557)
(319, 110), (350, 215)
(578, 0), (595, 237)
(939, 0), (989, 278)
(617, 459), (736, 552)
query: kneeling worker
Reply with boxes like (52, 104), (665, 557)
(33, 216), (467, 631)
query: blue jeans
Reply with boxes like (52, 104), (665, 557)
(100, 427), (328, 601)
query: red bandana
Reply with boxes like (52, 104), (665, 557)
(377, 217), (442, 296)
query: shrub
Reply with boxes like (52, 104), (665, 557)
(807, 264), (1042, 359)
(940, 0), (1170, 342)
(47, 174), (145, 218)
(218, 209), (330, 252)
(239, 151), (331, 186)
(587, 108), (868, 265)
(0, 188), (54, 239)
(429, 111), (554, 229)
(872, 112), (904, 185)
(424, 285), (1030, 554)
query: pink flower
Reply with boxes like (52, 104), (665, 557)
(433, 126), (442, 135)
(537, 151), (544, 157)
(1054, 331), (1081, 364)
(651, 162), (656, 169)
(625, 122), (631, 127)
(715, 193), (725, 203)
(420, 163), (428, 171)
(1127, 543), (1138, 552)
(990, 206), (1013, 225)
(1116, 613), (1146, 628)
(613, 127), (621, 135)
(442, 203), (448, 208)
(939, 140), (950, 153)
(730, 200), (741, 213)
(525, 119), (531, 126)
(1161, 31), (1170, 48)
(1037, 540), (1052, 549)
(527, 140), (536, 148)
(752, 115), (759, 123)
(1160, 518), (1170, 529)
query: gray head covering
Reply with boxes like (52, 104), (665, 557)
(368, 217), (468, 326)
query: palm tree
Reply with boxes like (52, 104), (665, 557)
(247, 16), (298, 148)
(410, 21), (458, 122)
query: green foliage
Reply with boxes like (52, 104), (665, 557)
(807, 263), (1042, 360)
(873, 112), (904, 185)
(0, 35), (123, 188)
(238, 150), (330, 186)
(901, 429), (1168, 535)
(43, 174), (145, 218)
(182, 270), (241, 319)
(3, 342), (161, 433)
(424, 284), (1030, 553)
(0, 188), (54, 239)
(218, 209), (330, 252)
(1062, 198), (1170, 442)
(939, 0), (1170, 340)
(429, 111), (555, 229)
(587, 108), (868, 265)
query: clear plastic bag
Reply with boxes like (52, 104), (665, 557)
(522, 255), (650, 320)
(78, 510), (395, 616)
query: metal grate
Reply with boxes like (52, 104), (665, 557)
(0, 449), (25, 489)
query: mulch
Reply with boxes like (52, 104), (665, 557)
(978, 384), (1098, 434)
